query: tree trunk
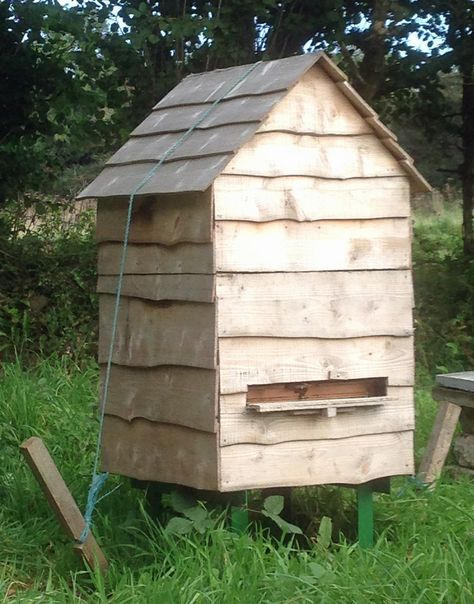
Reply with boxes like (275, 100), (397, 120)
(461, 67), (474, 255)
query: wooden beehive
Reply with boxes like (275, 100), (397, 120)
(78, 52), (430, 492)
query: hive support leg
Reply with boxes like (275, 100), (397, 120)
(418, 401), (461, 485)
(357, 483), (374, 549)
(230, 491), (249, 534)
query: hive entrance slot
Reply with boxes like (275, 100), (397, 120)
(246, 377), (389, 415)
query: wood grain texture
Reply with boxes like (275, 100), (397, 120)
(246, 396), (388, 413)
(222, 132), (405, 179)
(258, 65), (372, 136)
(101, 416), (218, 490)
(99, 296), (216, 368)
(96, 190), (212, 244)
(219, 431), (414, 490)
(98, 242), (213, 275)
(218, 336), (414, 394)
(418, 401), (461, 484)
(20, 437), (108, 573)
(432, 386), (474, 410)
(215, 219), (411, 272)
(213, 175), (411, 222)
(97, 274), (215, 303)
(219, 387), (414, 445)
(100, 365), (216, 432)
(216, 271), (413, 338)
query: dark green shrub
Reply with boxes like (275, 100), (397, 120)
(413, 210), (474, 380)
(0, 194), (97, 362)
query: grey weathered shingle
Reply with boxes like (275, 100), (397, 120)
(78, 52), (430, 199)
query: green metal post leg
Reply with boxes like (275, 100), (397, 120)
(357, 483), (374, 548)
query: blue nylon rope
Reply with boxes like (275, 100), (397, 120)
(78, 60), (262, 544)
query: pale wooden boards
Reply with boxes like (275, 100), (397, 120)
(218, 431), (414, 491)
(218, 336), (414, 394)
(219, 387), (413, 446)
(214, 175), (411, 222)
(222, 132), (405, 180)
(418, 401), (462, 484)
(20, 437), (108, 573)
(215, 219), (411, 272)
(258, 66), (372, 136)
(216, 271), (413, 338)
(101, 417), (218, 490)
(99, 296), (216, 369)
(96, 190), (212, 244)
(100, 365), (216, 432)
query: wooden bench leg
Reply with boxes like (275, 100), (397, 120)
(418, 402), (461, 484)
(357, 483), (374, 548)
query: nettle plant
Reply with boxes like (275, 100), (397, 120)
(162, 490), (334, 541)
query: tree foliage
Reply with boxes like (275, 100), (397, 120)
(1, 0), (472, 252)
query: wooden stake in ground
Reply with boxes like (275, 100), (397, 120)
(20, 436), (108, 574)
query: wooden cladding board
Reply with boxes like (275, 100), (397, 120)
(222, 132), (405, 180)
(96, 190), (212, 245)
(215, 219), (411, 272)
(98, 296), (216, 368)
(98, 274), (215, 303)
(219, 430), (414, 490)
(101, 416), (218, 490)
(258, 65), (372, 136)
(98, 242), (213, 275)
(218, 336), (414, 394)
(213, 175), (411, 222)
(100, 365), (216, 433)
(215, 271), (413, 338)
(220, 386), (413, 446)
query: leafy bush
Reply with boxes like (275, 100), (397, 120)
(0, 194), (97, 362)
(413, 207), (474, 380)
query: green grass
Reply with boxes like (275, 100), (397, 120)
(1, 358), (473, 603)
(1, 207), (474, 603)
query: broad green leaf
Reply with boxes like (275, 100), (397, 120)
(169, 490), (195, 513)
(263, 495), (284, 516)
(183, 505), (208, 523)
(317, 516), (332, 550)
(164, 516), (193, 535)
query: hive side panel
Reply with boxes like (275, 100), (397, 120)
(214, 77), (414, 489)
(97, 191), (218, 486)
(96, 191), (212, 244)
(222, 132), (405, 180)
(219, 386), (414, 445)
(216, 271), (413, 338)
(98, 242), (214, 275)
(101, 365), (216, 433)
(214, 175), (410, 222)
(257, 65), (372, 136)
(99, 296), (216, 369)
(218, 336), (414, 394)
(102, 417), (218, 490)
(219, 431), (414, 491)
(215, 218), (411, 272)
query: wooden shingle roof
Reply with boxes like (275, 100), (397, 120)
(78, 52), (430, 199)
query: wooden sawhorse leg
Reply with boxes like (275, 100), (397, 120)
(418, 401), (461, 484)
